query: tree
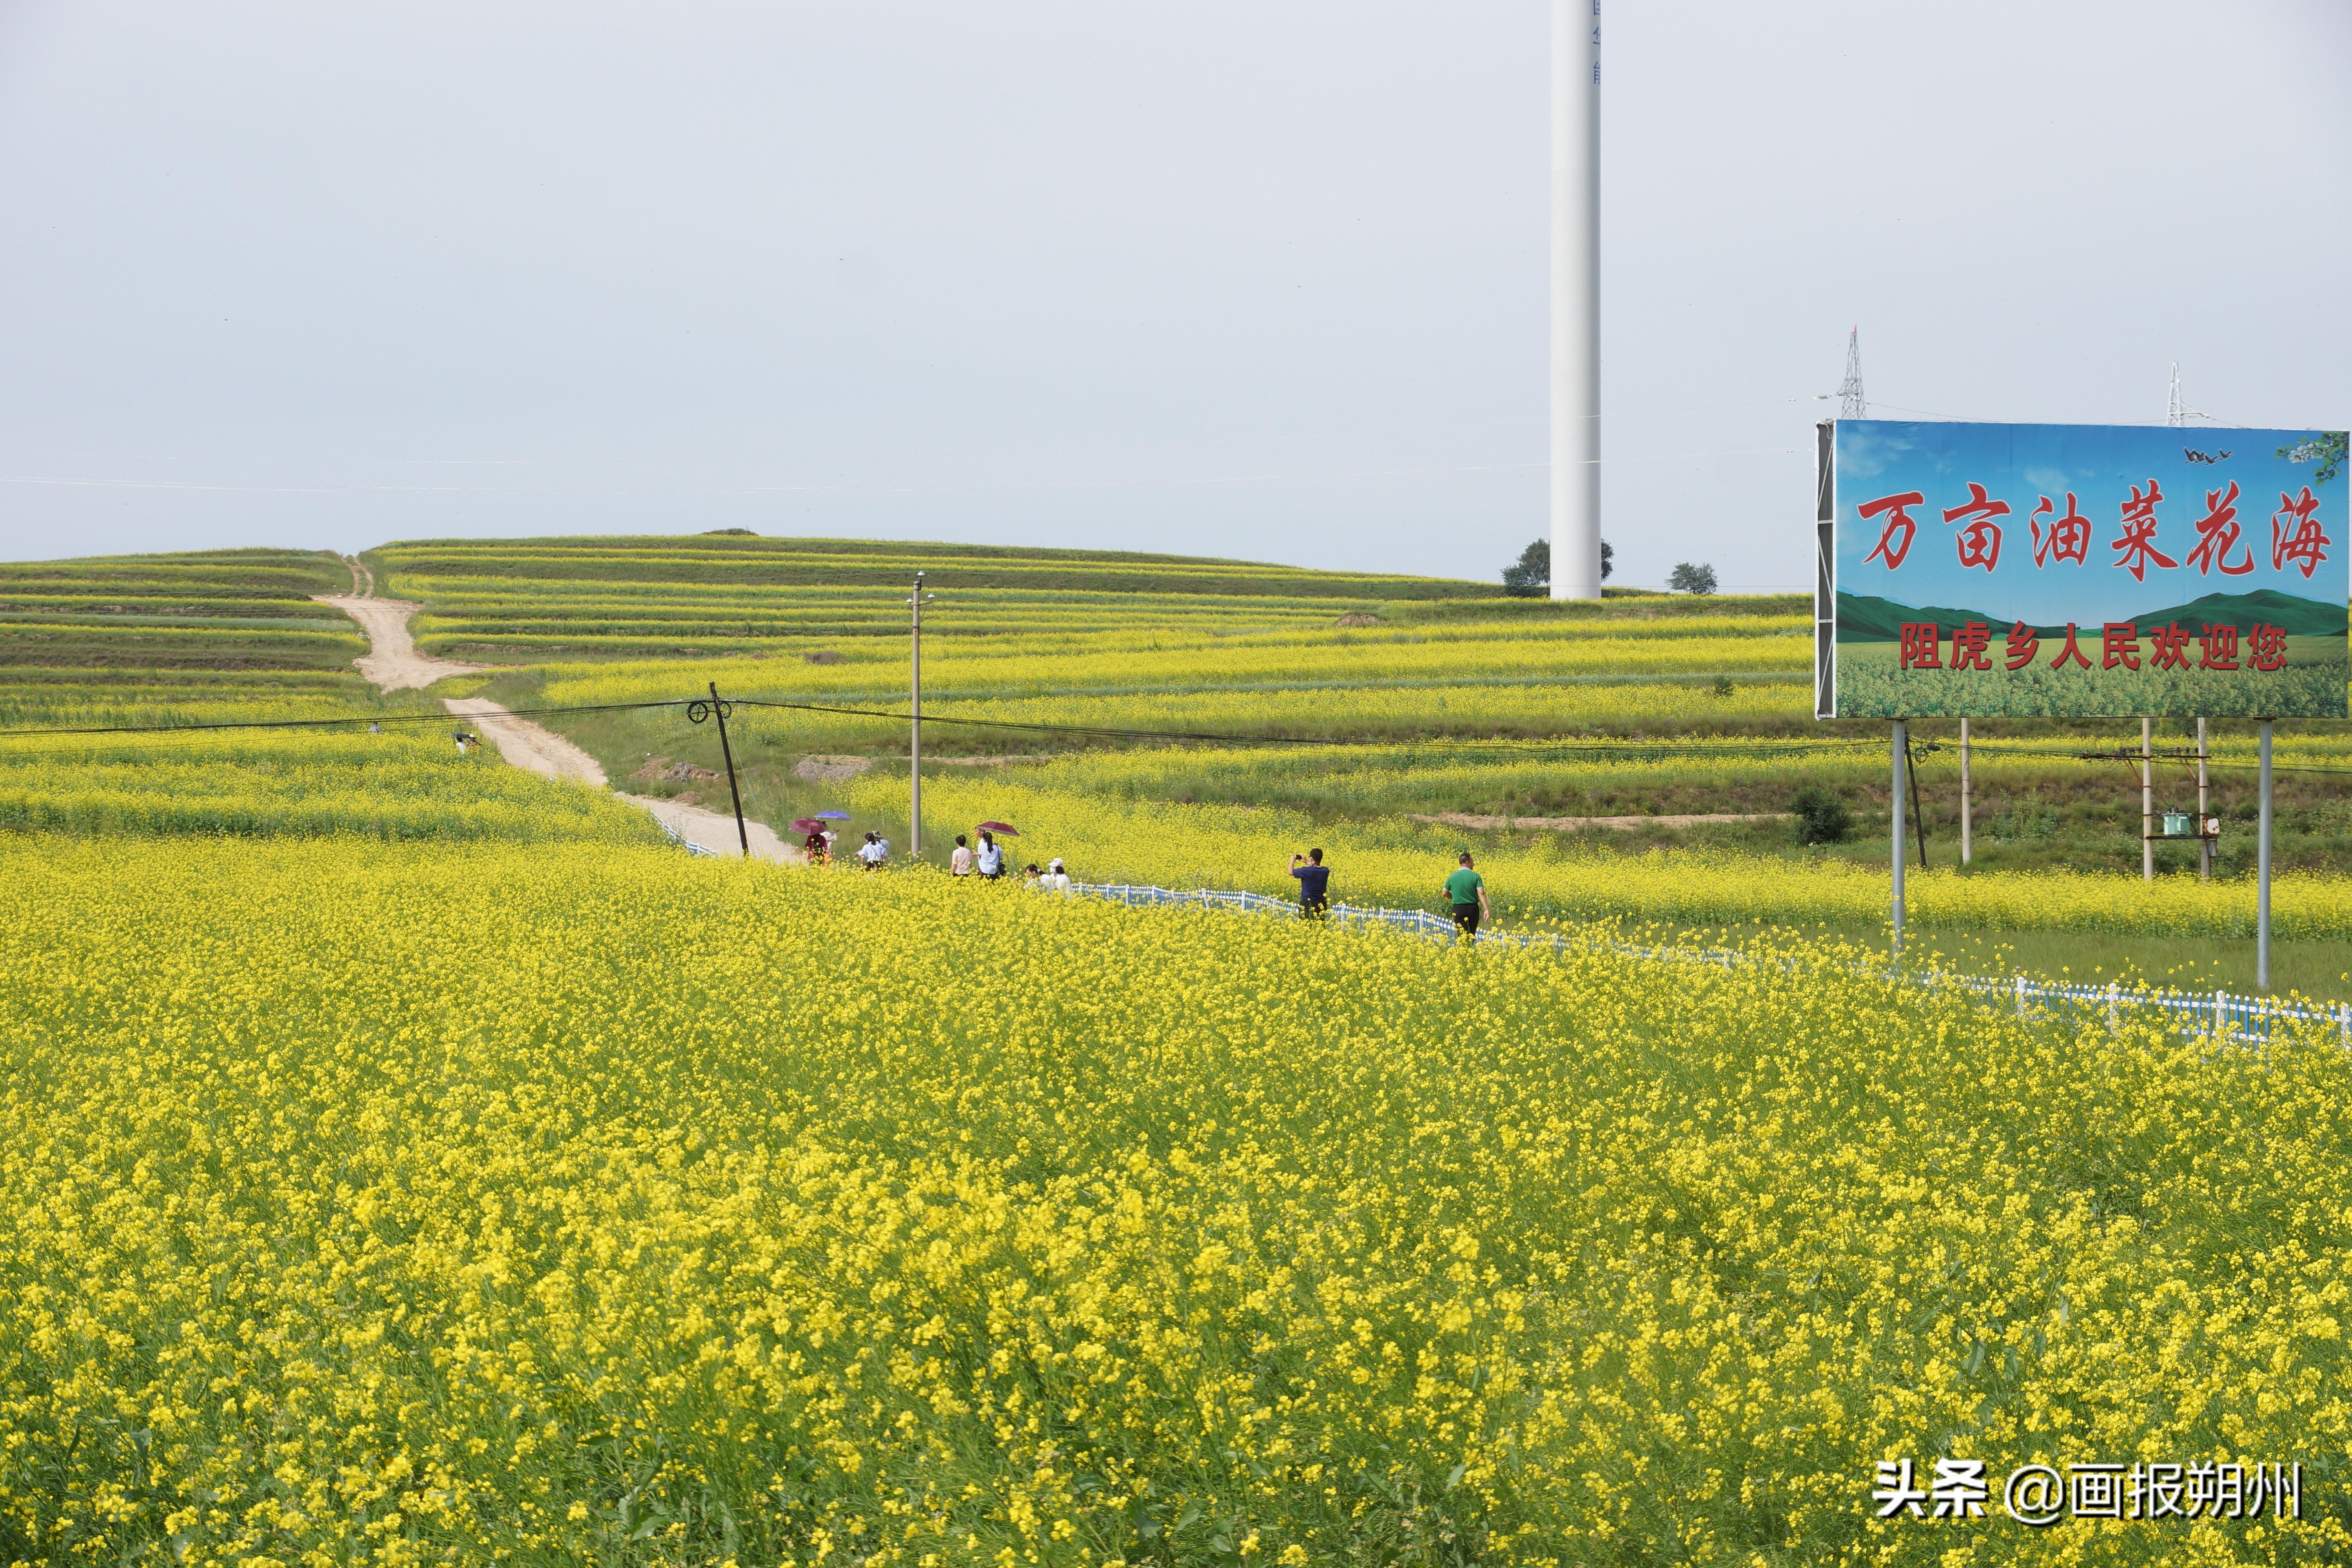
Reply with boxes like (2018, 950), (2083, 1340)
(1668, 561), (1718, 595)
(1501, 539), (1547, 595)
(2276, 432), (2347, 485)
(1501, 538), (1611, 596)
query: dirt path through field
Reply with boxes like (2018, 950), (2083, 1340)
(320, 597), (795, 861)
(441, 697), (794, 860)
(314, 595), (485, 691)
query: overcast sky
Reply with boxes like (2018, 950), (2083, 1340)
(1, 1), (2346, 590)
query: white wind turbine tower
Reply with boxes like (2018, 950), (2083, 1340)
(1548, 1), (1602, 600)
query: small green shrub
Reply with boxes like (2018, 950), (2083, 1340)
(1792, 783), (1852, 845)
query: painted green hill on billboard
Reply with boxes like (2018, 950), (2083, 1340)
(1836, 588), (2344, 643)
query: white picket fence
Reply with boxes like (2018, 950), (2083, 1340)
(1067, 881), (2351, 1048)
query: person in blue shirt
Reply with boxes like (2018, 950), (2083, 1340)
(1289, 848), (1332, 920)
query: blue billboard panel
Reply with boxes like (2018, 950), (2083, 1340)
(1820, 421), (2348, 718)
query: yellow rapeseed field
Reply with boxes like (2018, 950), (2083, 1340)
(1, 839), (2345, 1565)
(0, 729), (661, 844)
(853, 769), (2352, 941)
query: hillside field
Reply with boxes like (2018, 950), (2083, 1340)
(2, 533), (2350, 1563)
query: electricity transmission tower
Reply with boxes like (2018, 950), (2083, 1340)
(2167, 363), (2221, 426)
(1837, 327), (1866, 419)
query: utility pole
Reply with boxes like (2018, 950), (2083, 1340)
(1548, 0), (1602, 601)
(907, 573), (934, 857)
(706, 682), (750, 858)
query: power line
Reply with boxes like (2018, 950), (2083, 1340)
(4, 691), (2339, 777)
(0, 700), (691, 739)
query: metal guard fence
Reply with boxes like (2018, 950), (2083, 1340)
(652, 818), (720, 858)
(1068, 882), (2352, 1049)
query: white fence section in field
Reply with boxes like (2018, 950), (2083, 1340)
(1069, 881), (2352, 1048)
(653, 818), (720, 857)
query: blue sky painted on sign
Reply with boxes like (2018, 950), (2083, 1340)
(1834, 420), (2344, 626)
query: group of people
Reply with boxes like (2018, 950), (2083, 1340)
(801, 822), (1497, 931)
(951, 832), (1074, 892)
(795, 825), (1073, 891)
(1289, 846), (1492, 935)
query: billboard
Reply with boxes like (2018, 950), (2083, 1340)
(1815, 420), (2348, 719)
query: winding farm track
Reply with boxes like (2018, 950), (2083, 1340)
(318, 587), (794, 861)
(313, 596), (484, 691)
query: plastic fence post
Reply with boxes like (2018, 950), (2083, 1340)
(2107, 982), (2118, 1032)
(2341, 1004), (2349, 1050)
(2214, 989), (2224, 1040)
(2014, 975), (2025, 1019)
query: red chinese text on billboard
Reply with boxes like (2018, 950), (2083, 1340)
(1861, 492), (1926, 570)
(2149, 622), (2192, 671)
(2185, 481), (2254, 577)
(2110, 481), (2177, 583)
(2029, 493), (2091, 568)
(2272, 487), (2332, 580)
(1898, 622), (1941, 669)
(2250, 623), (2288, 672)
(1941, 483), (2007, 572)
(2101, 623), (2140, 670)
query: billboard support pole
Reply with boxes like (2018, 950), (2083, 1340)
(2258, 720), (2274, 991)
(1890, 721), (1907, 957)
(2197, 718), (2211, 883)
(2141, 717), (2154, 882)
(1959, 717), (1972, 864)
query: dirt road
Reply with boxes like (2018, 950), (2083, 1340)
(321, 599), (795, 861)
(314, 596), (485, 691)
(441, 696), (794, 860)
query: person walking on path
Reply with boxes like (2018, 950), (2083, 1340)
(804, 828), (829, 863)
(857, 831), (889, 870)
(1444, 851), (1490, 936)
(1289, 848), (1332, 920)
(975, 831), (1005, 880)
(950, 834), (975, 877)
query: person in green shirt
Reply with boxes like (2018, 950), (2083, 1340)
(1443, 851), (1489, 936)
